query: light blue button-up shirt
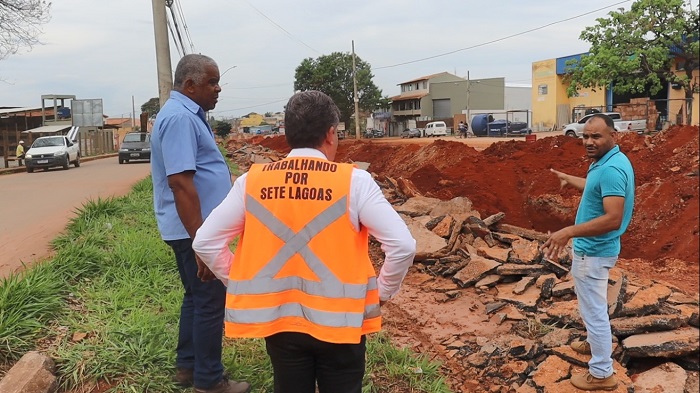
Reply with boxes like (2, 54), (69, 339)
(150, 91), (232, 241)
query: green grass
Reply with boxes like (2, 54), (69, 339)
(0, 173), (451, 392)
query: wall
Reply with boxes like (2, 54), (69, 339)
(532, 57), (607, 130)
(239, 113), (263, 127)
(531, 59), (558, 130)
(430, 77), (504, 119)
(505, 86), (532, 111)
(669, 65), (699, 126)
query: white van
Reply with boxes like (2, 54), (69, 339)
(424, 121), (448, 137)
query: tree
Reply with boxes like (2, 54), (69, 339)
(566, 0), (699, 122)
(264, 111), (273, 117)
(141, 97), (160, 117)
(0, 0), (52, 60)
(213, 120), (232, 139)
(294, 52), (383, 127)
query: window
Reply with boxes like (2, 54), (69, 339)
(538, 84), (548, 95)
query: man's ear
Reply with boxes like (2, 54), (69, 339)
(182, 78), (195, 94)
(325, 126), (336, 145)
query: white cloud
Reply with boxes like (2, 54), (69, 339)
(0, 0), (630, 118)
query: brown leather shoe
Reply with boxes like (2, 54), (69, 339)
(194, 377), (252, 393)
(172, 367), (194, 387)
(570, 340), (592, 355)
(570, 371), (618, 391)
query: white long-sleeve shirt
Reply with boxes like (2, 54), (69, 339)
(193, 148), (416, 301)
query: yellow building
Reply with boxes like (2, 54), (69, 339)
(531, 54), (605, 131)
(239, 113), (264, 127)
(669, 58), (700, 126)
(532, 53), (699, 130)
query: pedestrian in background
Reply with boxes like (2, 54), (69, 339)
(543, 113), (635, 391)
(193, 90), (416, 393)
(16, 140), (25, 166)
(150, 53), (251, 393)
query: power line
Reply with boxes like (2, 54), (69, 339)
(227, 83), (294, 90)
(167, 2), (188, 55)
(166, 16), (183, 57)
(211, 98), (289, 114)
(174, 0), (195, 53)
(375, 0), (633, 70)
(240, 0), (320, 54)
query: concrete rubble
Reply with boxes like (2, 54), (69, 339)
(221, 141), (700, 392)
(381, 186), (700, 392)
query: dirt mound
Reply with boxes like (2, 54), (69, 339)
(255, 126), (699, 279)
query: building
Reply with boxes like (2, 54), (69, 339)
(532, 53), (699, 131)
(390, 72), (508, 134)
(531, 54), (606, 131)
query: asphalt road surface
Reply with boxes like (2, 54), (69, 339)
(0, 157), (151, 278)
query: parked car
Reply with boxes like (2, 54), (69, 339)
(25, 135), (80, 173)
(563, 112), (646, 137)
(119, 132), (151, 164)
(364, 129), (384, 138)
(401, 128), (422, 138)
(424, 121), (448, 137)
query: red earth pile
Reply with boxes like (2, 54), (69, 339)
(255, 126), (699, 291)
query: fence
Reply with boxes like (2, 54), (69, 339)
(1, 128), (115, 168)
(570, 97), (694, 132)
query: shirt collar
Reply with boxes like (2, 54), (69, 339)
(591, 145), (620, 169)
(170, 90), (204, 117)
(287, 148), (328, 160)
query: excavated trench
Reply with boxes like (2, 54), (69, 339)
(257, 125), (699, 294)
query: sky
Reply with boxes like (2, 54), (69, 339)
(0, 0), (640, 120)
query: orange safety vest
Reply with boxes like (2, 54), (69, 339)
(224, 157), (381, 344)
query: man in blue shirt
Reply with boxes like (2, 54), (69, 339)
(151, 54), (251, 393)
(543, 113), (634, 391)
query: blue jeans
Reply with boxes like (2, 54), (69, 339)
(572, 252), (617, 379)
(167, 238), (226, 389)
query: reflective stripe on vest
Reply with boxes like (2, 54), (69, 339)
(228, 194), (380, 327)
(228, 194), (377, 299)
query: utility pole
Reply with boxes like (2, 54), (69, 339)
(131, 95), (136, 130)
(352, 40), (360, 139)
(466, 70), (471, 128)
(152, 0), (173, 108)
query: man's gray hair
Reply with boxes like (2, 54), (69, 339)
(173, 54), (217, 90)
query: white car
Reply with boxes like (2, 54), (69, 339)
(25, 135), (81, 173)
(424, 121), (448, 137)
(563, 112), (646, 137)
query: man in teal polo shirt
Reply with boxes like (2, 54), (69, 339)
(543, 113), (634, 391)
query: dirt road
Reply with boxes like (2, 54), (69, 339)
(0, 158), (151, 278)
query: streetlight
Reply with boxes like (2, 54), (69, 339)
(220, 65), (237, 79)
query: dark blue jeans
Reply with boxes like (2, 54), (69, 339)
(166, 238), (226, 389)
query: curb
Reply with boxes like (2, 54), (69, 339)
(0, 153), (118, 175)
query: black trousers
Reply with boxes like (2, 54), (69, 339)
(265, 332), (366, 393)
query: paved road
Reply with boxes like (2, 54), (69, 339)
(0, 157), (151, 278)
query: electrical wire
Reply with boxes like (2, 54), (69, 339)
(174, 0), (196, 53)
(240, 0), (320, 54)
(167, 4), (188, 55)
(227, 83), (294, 90)
(211, 99), (289, 114)
(375, 0), (633, 70)
(166, 16), (183, 57)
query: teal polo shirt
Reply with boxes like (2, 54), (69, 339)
(573, 145), (635, 257)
